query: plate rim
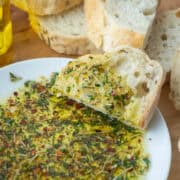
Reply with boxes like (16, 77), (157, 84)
(0, 57), (72, 71)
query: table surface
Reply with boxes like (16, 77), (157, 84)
(0, 1), (180, 179)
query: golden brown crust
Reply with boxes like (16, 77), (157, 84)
(139, 61), (164, 129)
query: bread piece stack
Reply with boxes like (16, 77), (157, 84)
(12, 0), (159, 55)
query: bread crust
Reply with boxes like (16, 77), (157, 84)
(30, 14), (99, 55)
(170, 49), (180, 110)
(113, 47), (164, 129)
(12, 0), (82, 15)
(139, 61), (164, 129)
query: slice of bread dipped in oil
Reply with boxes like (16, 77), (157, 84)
(55, 46), (164, 129)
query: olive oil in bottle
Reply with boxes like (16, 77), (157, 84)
(0, 0), (12, 55)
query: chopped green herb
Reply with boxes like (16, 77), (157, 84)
(143, 157), (150, 168)
(9, 72), (22, 82)
(46, 72), (59, 88)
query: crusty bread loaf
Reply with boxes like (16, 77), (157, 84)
(55, 46), (164, 129)
(11, 0), (82, 15)
(29, 5), (99, 55)
(146, 8), (180, 74)
(170, 48), (180, 110)
(84, 0), (159, 52)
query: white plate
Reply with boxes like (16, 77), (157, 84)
(0, 58), (171, 180)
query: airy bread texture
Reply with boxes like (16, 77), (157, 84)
(29, 5), (99, 55)
(84, 0), (159, 52)
(55, 46), (164, 129)
(146, 8), (180, 74)
(170, 48), (180, 110)
(11, 0), (83, 15)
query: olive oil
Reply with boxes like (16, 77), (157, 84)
(0, 0), (12, 55)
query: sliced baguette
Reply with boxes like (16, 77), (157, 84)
(29, 5), (99, 55)
(11, 0), (82, 15)
(84, 0), (159, 52)
(55, 46), (164, 129)
(170, 48), (180, 110)
(146, 8), (180, 74)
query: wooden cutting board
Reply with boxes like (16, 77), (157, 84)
(0, 0), (180, 179)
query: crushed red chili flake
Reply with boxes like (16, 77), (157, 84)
(31, 149), (36, 156)
(20, 120), (27, 125)
(31, 109), (37, 114)
(66, 99), (75, 105)
(107, 147), (116, 153)
(76, 103), (84, 109)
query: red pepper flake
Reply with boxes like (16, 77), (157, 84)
(36, 84), (46, 93)
(31, 109), (37, 114)
(4, 142), (9, 148)
(111, 90), (116, 96)
(43, 127), (49, 133)
(34, 167), (41, 174)
(107, 147), (115, 153)
(56, 150), (64, 160)
(31, 149), (36, 156)
(20, 120), (27, 125)
(76, 103), (84, 109)
(66, 99), (75, 106)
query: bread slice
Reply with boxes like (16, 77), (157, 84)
(29, 5), (99, 55)
(170, 48), (180, 110)
(84, 0), (159, 52)
(11, 0), (82, 15)
(146, 8), (180, 74)
(55, 46), (164, 129)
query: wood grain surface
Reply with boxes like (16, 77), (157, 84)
(0, 0), (180, 179)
